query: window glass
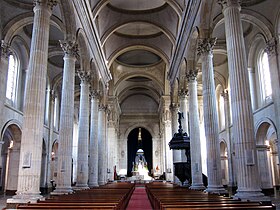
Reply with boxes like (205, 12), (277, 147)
(6, 54), (18, 102)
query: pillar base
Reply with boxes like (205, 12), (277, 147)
(51, 187), (73, 195)
(88, 183), (99, 188)
(205, 185), (227, 195)
(98, 181), (106, 186)
(73, 184), (89, 190)
(7, 193), (44, 204)
(233, 190), (271, 202)
(190, 183), (206, 190)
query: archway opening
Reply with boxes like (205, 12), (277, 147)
(1, 124), (21, 195)
(127, 127), (152, 177)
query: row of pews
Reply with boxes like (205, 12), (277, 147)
(146, 182), (276, 210)
(15, 182), (135, 209)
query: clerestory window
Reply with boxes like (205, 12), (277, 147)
(259, 51), (272, 102)
(6, 54), (19, 104)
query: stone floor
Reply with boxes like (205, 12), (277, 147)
(1, 190), (280, 209)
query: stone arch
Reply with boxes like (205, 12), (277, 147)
(76, 28), (91, 70)
(113, 73), (164, 97)
(3, 13), (65, 45)
(255, 119), (277, 189)
(101, 20), (175, 46)
(220, 140), (229, 186)
(108, 45), (169, 68)
(0, 123), (21, 194)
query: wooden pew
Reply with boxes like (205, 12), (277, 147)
(16, 182), (135, 210)
(145, 182), (275, 210)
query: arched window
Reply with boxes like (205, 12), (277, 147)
(6, 54), (19, 103)
(259, 51), (272, 102)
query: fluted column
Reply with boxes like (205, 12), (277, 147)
(52, 40), (78, 195)
(163, 108), (173, 182)
(88, 90), (99, 187)
(265, 38), (280, 167)
(178, 89), (189, 162)
(98, 104), (106, 185)
(178, 90), (189, 133)
(187, 70), (205, 190)
(170, 103), (181, 183)
(45, 91), (56, 189)
(248, 67), (257, 111)
(221, 90), (235, 188)
(0, 41), (10, 127)
(76, 70), (90, 189)
(7, 0), (57, 203)
(218, 0), (266, 201)
(197, 37), (225, 194)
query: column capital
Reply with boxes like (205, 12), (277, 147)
(33, 0), (58, 10)
(221, 89), (229, 101)
(77, 70), (91, 84)
(59, 40), (79, 58)
(98, 104), (107, 112)
(1, 40), (11, 59)
(197, 38), (217, 56)
(265, 38), (277, 57)
(186, 69), (198, 82)
(178, 89), (188, 98)
(90, 89), (100, 100)
(170, 103), (179, 111)
(217, 0), (241, 9)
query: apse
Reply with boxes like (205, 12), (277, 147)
(127, 127), (152, 177)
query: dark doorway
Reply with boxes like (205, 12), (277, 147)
(127, 127), (152, 177)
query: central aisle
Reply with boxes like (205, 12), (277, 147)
(126, 185), (152, 210)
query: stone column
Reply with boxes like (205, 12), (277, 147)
(248, 67), (257, 111)
(7, 0), (57, 203)
(218, 0), (266, 201)
(52, 40), (78, 195)
(187, 70), (205, 190)
(221, 90), (235, 188)
(88, 90), (99, 187)
(265, 38), (280, 167)
(170, 103), (181, 183)
(163, 114), (173, 182)
(178, 89), (189, 162)
(197, 37), (225, 194)
(98, 104), (106, 185)
(45, 91), (55, 189)
(76, 70), (90, 189)
(0, 41), (11, 126)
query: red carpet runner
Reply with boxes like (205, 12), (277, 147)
(126, 186), (153, 210)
